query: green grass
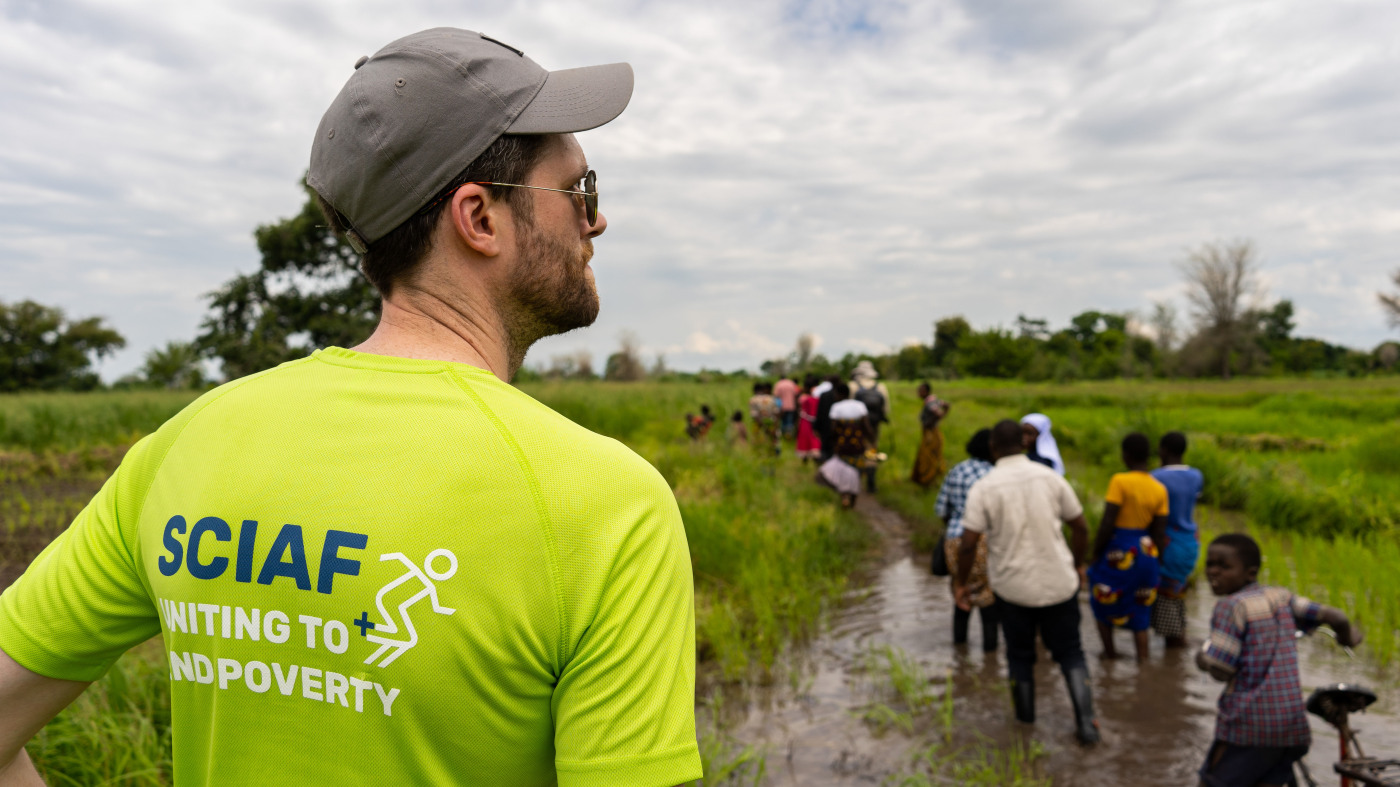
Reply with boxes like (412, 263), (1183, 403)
(27, 641), (173, 786)
(872, 376), (1400, 668)
(9, 377), (1400, 783)
(0, 391), (198, 453)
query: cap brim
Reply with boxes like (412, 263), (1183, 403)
(506, 62), (634, 134)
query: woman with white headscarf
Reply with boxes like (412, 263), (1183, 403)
(1020, 413), (1065, 475)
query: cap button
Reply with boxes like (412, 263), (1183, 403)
(354, 55), (369, 70)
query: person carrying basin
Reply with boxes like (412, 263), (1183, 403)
(956, 419), (1099, 745)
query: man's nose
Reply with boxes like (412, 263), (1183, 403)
(586, 210), (607, 239)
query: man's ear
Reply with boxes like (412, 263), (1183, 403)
(446, 184), (508, 257)
(1245, 565), (1260, 583)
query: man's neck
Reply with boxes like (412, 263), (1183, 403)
(353, 287), (514, 380)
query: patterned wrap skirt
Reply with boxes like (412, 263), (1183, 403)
(945, 534), (995, 608)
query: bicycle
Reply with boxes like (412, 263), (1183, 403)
(1293, 627), (1399, 787)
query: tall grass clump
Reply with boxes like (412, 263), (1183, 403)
(27, 643), (172, 786)
(0, 391), (198, 452)
(523, 381), (874, 678)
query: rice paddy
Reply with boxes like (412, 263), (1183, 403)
(3, 375), (1398, 783)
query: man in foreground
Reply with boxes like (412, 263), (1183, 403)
(956, 419), (1098, 744)
(0, 28), (702, 786)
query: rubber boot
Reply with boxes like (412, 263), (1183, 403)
(1010, 678), (1035, 724)
(1062, 665), (1100, 745)
(953, 607), (970, 645)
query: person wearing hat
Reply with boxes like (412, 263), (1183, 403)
(848, 360), (890, 492)
(0, 28), (702, 786)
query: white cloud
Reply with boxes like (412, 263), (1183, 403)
(5, 0), (1400, 379)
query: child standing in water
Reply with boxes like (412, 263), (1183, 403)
(1088, 432), (1167, 661)
(1152, 431), (1204, 648)
(1197, 533), (1363, 787)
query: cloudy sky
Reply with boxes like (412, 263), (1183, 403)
(5, 0), (1399, 379)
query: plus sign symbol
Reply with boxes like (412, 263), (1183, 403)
(353, 611), (375, 637)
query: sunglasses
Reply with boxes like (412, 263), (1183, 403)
(466, 170), (599, 226)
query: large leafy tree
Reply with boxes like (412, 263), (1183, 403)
(0, 300), (125, 391)
(197, 185), (378, 380)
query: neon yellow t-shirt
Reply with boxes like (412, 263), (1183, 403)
(0, 347), (702, 786)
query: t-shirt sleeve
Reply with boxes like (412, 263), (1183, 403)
(0, 436), (164, 681)
(1201, 597), (1244, 676)
(1056, 476), (1085, 521)
(552, 473), (702, 787)
(1290, 593), (1324, 633)
(1103, 474), (1125, 506)
(962, 483), (988, 534)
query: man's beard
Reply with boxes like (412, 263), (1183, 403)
(502, 214), (600, 370)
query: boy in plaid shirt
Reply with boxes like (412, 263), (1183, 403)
(1196, 534), (1363, 787)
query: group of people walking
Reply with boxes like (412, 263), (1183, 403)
(934, 414), (1363, 786)
(935, 415), (1208, 744)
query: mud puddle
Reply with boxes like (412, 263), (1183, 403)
(705, 498), (1399, 786)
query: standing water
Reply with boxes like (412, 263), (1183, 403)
(703, 498), (1400, 786)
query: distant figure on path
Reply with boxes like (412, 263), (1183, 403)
(685, 404), (716, 441)
(1197, 533), (1363, 787)
(1087, 433), (1167, 662)
(935, 428), (998, 651)
(748, 382), (781, 456)
(795, 375), (822, 463)
(814, 374), (842, 463)
(773, 375), (799, 440)
(727, 410), (749, 446)
(957, 419), (1098, 744)
(911, 381), (950, 488)
(1151, 431), (1204, 649)
(1020, 413), (1065, 475)
(817, 382), (874, 509)
(849, 361), (890, 448)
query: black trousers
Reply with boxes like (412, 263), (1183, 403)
(997, 593), (1087, 684)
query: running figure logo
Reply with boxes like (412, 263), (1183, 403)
(361, 549), (458, 668)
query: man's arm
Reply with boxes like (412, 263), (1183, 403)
(1064, 514), (1089, 568)
(0, 647), (91, 786)
(954, 532), (980, 611)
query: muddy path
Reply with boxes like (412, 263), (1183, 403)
(709, 497), (1400, 786)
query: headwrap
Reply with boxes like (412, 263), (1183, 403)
(1019, 413), (1065, 475)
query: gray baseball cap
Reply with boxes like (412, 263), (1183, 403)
(307, 27), (633, 251)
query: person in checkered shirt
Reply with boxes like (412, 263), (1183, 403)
(1196, 533), (1363, 787)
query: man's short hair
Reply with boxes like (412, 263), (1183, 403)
(1122, 432), (1151, 464)
(1160, 431), (1188, 457)
(832, 382), (850, 400)
(990, 419), (1023, 453)
(1211, 533), (1261, 570)
(317, 134), (550, 297)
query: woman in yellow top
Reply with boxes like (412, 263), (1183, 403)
(1087, 433), (1168, 661)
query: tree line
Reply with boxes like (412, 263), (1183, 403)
(6, 191), (1400, 392)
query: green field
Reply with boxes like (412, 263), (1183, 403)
(3, 377), (1398, 782)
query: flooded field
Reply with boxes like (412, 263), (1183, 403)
(705, 499), (1400, 786)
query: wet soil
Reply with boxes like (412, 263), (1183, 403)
(709, 497), (1400, 786)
